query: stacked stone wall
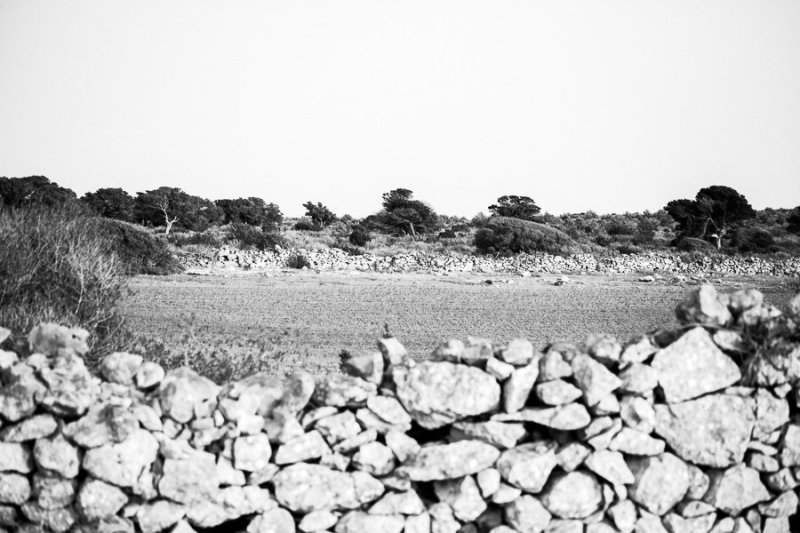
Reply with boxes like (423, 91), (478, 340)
(1, 286), (800, 532)
(176, 247), (800, 277)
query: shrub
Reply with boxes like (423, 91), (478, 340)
(286, 252), (312, 269)
(0, 205), (129, 358)
(632, 219), (658, 245)
(91, 218), (182, 275)
(169, 230), (222, 248)
(226, 222), (285, 251)
(294, 219), (322, 232)
(732, 228), (776, 253)
(617, 244), (643, 255)
(474, 217), (575, 256)
(349, 226), (372, 246)
(438, 229), (457, 239)
(674, 237), (715, 252)
(606, 221), (635, 236)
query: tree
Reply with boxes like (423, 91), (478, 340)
(786, 207), (800, 234)
(664, 186), (755, 249)
(134, 187), (222, 236)
(216, 197), (283, 230)
(488, 195), (541, 221)
(302, 202), (337, 227)
(364, 188), (440, 236)
(0, 176), (77, 209)
(81, 188), (134, 221)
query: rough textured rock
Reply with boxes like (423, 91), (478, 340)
(393, 362), (501, 428)
(402, 440), (501, 481)
(504, 495), (552, 533)
(159, 367), (221, 423)
(503, 363), (539, 413)
(158, 450), (219, 504)
(272, 463), (383, 512)
(313, 374), (377, 407)
(82, 429), (159, 487)
(570, 355), (622, 406)
(494, 403), (591, 430)
(628, 453), (690, 516)
(654, 394), (755, 468)
(450, 421), (526, 450)
(650, 328), (741, 403)
(704, 465), (771, 515)
(76, 479), (128, 521)
(497, 442), (558, 493)
(99, 352), (143, 385)
(541, 471), (603, 519)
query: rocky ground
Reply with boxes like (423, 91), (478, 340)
(176, 246), (800, 278)
(1, 285), (800, 532)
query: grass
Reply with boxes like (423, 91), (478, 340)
(121, 271), (798, 379)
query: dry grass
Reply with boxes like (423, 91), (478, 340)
(121, 271), (798, 379)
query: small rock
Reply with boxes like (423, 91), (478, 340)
(703, 464), (771, 515)
(496, 441), (558, 493)
(584, 450), (635, 486)
(1, 413), (58, 442)
(628, 453), (690, 516)
(0, 472), (31, 505)
(570, 355), (622, 406)
(402, 440), (501, 481)
(247, 507), (296, 533)
(433, 476), (486, 521)
(99, 352), (143, 385)
(675, 285), (732, 327)
(313, 374), (377, 407)
(82, 429), (158, 487)
(275, 431), (330, 465)
(450, 421), (526, 449)
(135, 362), (165, 389)
(234, 434), (272, 471)
(352, 441), (395, 476)
(33, 432), (79, 477)
(369, 491), (425, 515)
(494, 404), (591, 431)
(76, 478), (128, 521)
(534, 380), (583, 406)
(504, 494), (552, 533)
(541, 471), (603, 519)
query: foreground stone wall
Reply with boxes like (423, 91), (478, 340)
(177, 246), (800, 277)
(1, 286), (800, 533)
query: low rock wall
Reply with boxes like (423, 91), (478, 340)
(1, 286), (800, 532)
(176, 247), (800, 277)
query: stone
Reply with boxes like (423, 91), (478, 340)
(334, 511), (405, 533)
(27, 322), (89, 356)
(158, 450), (219, 504)
(486, 357), (515, 380)
(402, 440), (501, 481)
(497, 441), (558, 493)
(634, 511), (670, 533)
(246, 507), (295, 533)
(0, 364), (43, 421)
(538, 350), (573, 381)
(216, 456), (246, 486)
(534, 380), (583, 405)
(393, 361), (501, 429)
(608, 500), (637, 533)
(433, 476), (486, 521)
(187, 486), (275, 528)
(650, 328), (741, 403)
(341, 350), (384, 385)
(556, 442), (592, 472)
(334, 429), (378, 454)
(405, 512), (431, 533)
(38, 352), (99, 417)
(661, 513), (716, 533)
(356, 408), (408, 434)
(82, 429), (158, 487)
(352, 441), (395, 476)
(477, 468), (501, 497)
(299, 510), (339, 531)
(676, 285), (732, 327)
(620, 396), (656, 434)
(591, 393), (620, 416)
(753, 390), (789, 442)
(504, 495), (552, 533)
(609, 428), (665, 456)
(135, 361), (165, 389)
(20, 501), (78, 532)
(585, 450), (635, 486)
(315, 411), (362, 443)
(32, 473), (76, 509)
(713, 330), (747, 353)
(758, 491), (798, 517)
(136, 500), (187, 533)
(618, 363), (659, 395)
(762, 518), (790, 533)
(265, 410), (305, 444)
(586, 418), (624, 450)
(686, 465), (711, 500)
(500, 338), (536, 365)
(275, 431), (331, 465)
(0, 413), (57, 442)
(0, 473), (30, 504)
(570, 354), (622, 406)
(494, 403), (591, 431)
(586, 333), (622, 366)
(541, 471), (603, 519)
(676, 501), (715, 518)
(272, 463), (384, 512)
(159, 367), (221, 423)
(621, 335), (657, 364)
(76, 478), (128, 520)
(99, 352), (143, 385)
(63, 403), (138, 448)
(313, 374), (377, 407)
(654, 394), (755, 468)
(281, 371), (316, 414)
(629, 453), (690, 516)
(378, 336), (410, 368)
(234, 434), (272, 471)
(450, 421), (526, 449)
(779, 424), (800, 467)
(367, 395), (412, 426)
(429, 503), (460, 533)
(504, 362), (539, 412)
(33, 432), (79, 477)
(703, 464), (771, 515)
(385, 430), (420, 463)
(369, 490), (425, 515)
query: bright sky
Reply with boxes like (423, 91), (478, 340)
(1, 1), (799, 218)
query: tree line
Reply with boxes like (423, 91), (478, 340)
(1, 175), (799, 253)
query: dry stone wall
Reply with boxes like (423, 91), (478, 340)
(2, 286), (800, 532)
(177, 247), (800, 277)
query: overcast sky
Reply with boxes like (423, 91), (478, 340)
(1, 0), (799, 217)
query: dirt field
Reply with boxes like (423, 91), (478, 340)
(122, 271), (798, 379)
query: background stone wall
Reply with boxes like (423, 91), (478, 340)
(1, 285), (799, 533)
(177, 247), (800, 277)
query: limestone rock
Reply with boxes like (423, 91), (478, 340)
(779, 424), (800, 467)
(369, 490), (425, 515)
(450, 421), (526, 449)
(187, 486), (275, 528)
(393, 362), (501, 429)
(753, 390), (789, 442)
(500, 338), (535, 365)
(246, 507), (295, 533)
(497, 441), (558, 493)
(275, 431), (330, 465)
(654, 394), (755, 467)
(20, 501), (78, 532)
(313, 374), (377, 407)
(159, 367), (221, 423)
(0, 413), (58, 442)
(315, 411), (362, 444)
(650, 328), (741, 403)
(341, 350), (384, 385)
(703, 464), (771, 515)
(504, 495), (552, 533)
(352, 441), (395, 476)
(135, 361), (165, 389)
(135, 500), (187, 533)
(494, 403), (591, 431)
(534, 380), (583, 406)
(385, 430), (420, 463)
(32, 473), (76, 509)
(0, 472), (30, 505)
(76, 478), (128, 520)
(586, 333), (622, 366)
(234, 434), (273, 471)
(541, 471), (603, 519)
(538, 349), (573, 381)
(675, 285), (732, 328)
(82, 429), (158, 487)
(429, 503), (460, 533)
(629, 453), (690, 516)
(158, 450), (219, 504)
(33, 432), (78, 477)
(63, 403), (138, 448)
(27, 323), (89, 356)
(504, 362), (539, 412)
(0, 363), (44, 421)
(38, 352), (99, 417)
(433, 475), (486, 521)
(299, 510), (339, 531)
(620, 396), (656, 434)
(584, 450), (635, 486)
(402, 440), (501, 481)
(618, 363), (658, 395)
(367, 396), (412, 427)
(570, 355), (622, 406)
(273, 463), (384, 512)
(99, 352), (143, 385)
(377, 336), (410, 368)
(609, 428), (665, 456)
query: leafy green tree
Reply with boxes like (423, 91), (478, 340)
(134, 187), (222, 236)
(488, 195), (541, 221)
(364, 188), (439, 236)
(81, 188), (134, 221)
(0, 176), (77, 209)
(665, 186), (755, 249)
(302, 201), (337, 227)
(216, 197), (283, 230)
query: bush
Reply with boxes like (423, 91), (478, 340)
(92, 218), (182, 275)
(474, 217), (575, 256)
(438, 229), (457, 239)
(674, 237), (715, 252)
(226, 222), (285, 251)
(605, 221), (635, 236)
(168, 230), (222, 248)
(617, 244), (643, 255)
(732, 228), (776, 253)
(349, 226), (372, 246)
(294, 219), (322, 232)
(286, 252), (312, 269)
(0, 205), (129, 358)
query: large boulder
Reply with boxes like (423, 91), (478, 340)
(650, 328), (741, 403)
(393, 362), (501, 429)
(654, 393), (755, 468)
